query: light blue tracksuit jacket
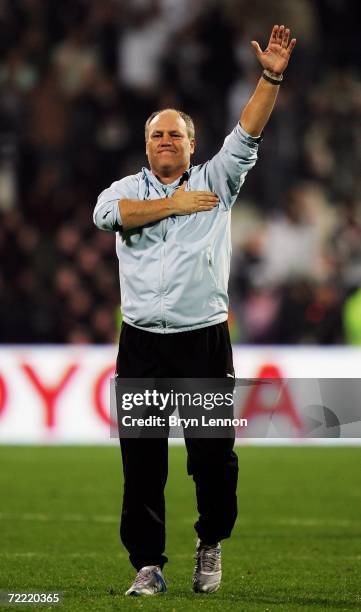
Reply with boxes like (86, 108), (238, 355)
(93, 123), (261, 333)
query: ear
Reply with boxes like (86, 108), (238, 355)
(190, 138), (196, 155)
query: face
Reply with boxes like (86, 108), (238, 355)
(146, 110), (195, 180)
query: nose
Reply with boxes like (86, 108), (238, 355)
(160, 134), (173, 146)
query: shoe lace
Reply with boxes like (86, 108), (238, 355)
(132, 567), (153, 588)
(195, 546), (220, 573)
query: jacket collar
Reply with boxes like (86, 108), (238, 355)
(141, 167), (191, 196)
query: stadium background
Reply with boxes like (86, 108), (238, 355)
(1, 0), (360, 609)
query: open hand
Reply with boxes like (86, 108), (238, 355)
(251, 25), (296, 76)
(171, 182), (219, 215)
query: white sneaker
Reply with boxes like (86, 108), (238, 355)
(192, 539), (222, 593)
(125, 565), (167, 596)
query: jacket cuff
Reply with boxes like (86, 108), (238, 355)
(115, 202), (122, 229)
(237, 122), (263, 143)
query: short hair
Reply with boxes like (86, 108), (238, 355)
(144, 108), (195, 140)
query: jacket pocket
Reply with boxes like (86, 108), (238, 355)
(207, 246), (218, 288)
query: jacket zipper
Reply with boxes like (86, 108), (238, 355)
(160, 186), (178, 329)
(160, 219), (167, 329)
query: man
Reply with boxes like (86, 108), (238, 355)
(94, 25), (296, 596)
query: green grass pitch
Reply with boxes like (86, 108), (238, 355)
(0, 446), (360, 611)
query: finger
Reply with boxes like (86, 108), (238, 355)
(288, 38), (297, 53)
(195, 201), (218, 208)
(194, 191), (219, 199)
(197, 196), (219, 203)
(250, 40), (263, 59)
(282, 28), (290, 48)
(277, 24), (284, 43)
(268, 25), (278, 47)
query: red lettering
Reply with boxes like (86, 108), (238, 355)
(21, 363), (79, 428)
(94, 366), (117, 428)
(0, 374), (7, 417)
(237, 363), (302, 434)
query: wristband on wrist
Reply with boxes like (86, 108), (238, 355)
(262, 69), (283, 85)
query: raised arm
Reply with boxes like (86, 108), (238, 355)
(201, 26), (296, 209)
(240, 25), (296, 136)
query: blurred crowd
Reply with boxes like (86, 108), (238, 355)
(0, 0), (360, 344)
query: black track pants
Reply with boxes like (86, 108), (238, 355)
(116, 321), (239, 570)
